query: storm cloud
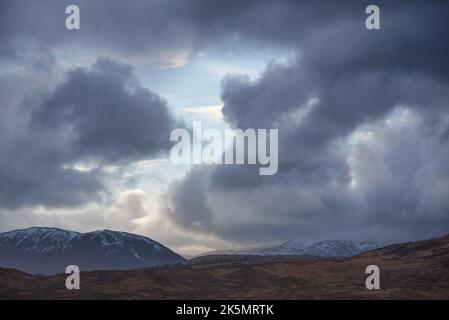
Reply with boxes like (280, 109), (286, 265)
(0, 58), (177, 209)
(160, 0), (449, 245)
(30, 58), (176, 163)
(1, 0), (449, 249)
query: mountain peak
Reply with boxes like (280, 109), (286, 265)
(199, 239), (379, 258)
(2, 226), (79, 235)
(0, 227), (185, 275)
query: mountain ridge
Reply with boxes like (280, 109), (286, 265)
(1, 233), (448, 299)
(199, 239), (379, 257)
(0, 227), (186, 275)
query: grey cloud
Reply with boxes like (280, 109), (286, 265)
(163, 166), (215, 233)
(2, 0), (449, 244)
(4, 0), (447, 67)
(0, 122), (106, 208)
(1, 0), (200, 63)
(163, 109), (449, 245)
(0, 56), (103, 209)
(162, 1), (449, 245)
(30, 58), (176, 163)
(0, 58), (178, 209)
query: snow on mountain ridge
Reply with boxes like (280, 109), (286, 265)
(199, 240), (379, 258)
(303, 240), (362, 257)
(0, 227), (186, 275)
(0, 227), (167, 255)
(0, 227), (81, 253)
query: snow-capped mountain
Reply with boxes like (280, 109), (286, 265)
(243, 241), (306, 256)
(301, 240), (378, 257)
(200, 240), (379, 258)
(0, 227), (185, 275)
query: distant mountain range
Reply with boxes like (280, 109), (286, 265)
(0, 227), (380, 276)
(1, 233), (448, 299)
(200, 240), (379, 257)
(0, 227), (185, 275)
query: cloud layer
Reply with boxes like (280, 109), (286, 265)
(0, 58), (177, 209)
(160, 0), (449, 245)
(1, 0), (449, 249)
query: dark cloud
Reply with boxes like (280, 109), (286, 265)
(163, 109), (449, 245)
(0, 132), (105, 208)
(161, 1), (449, 245)
(30, 58), (176, 163)
(0, 0), (215, 63)
(0, 58), (178, 208)
(2, 1), (448, 69)
(1, 0), (449, 245)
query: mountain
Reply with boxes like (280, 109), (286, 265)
(301, 240), (379, 257)
(200, 240), (379, 257)
(1, 234), (448, 299)
(0, 227), (185, 275)
(240, 241), (306, 256)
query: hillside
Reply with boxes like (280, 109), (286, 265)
(1, 234), (448, 299)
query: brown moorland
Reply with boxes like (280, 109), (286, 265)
(1, 234), (448, 300)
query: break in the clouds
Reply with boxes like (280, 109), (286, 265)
(1, 0), (449, 251)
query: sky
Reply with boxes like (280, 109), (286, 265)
(1, 0), (449, 255)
